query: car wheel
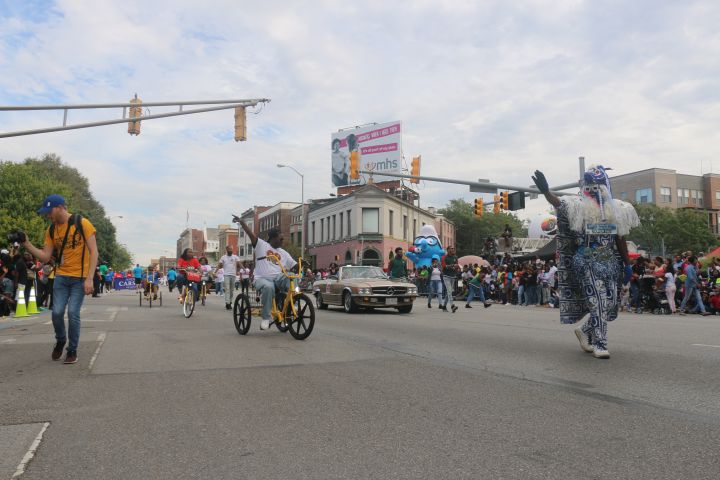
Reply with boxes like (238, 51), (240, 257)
(343, 292), (358, 313)
(397, 305), (413, 314)
(315, 292), (328, 310)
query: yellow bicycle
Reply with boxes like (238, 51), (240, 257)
(232, 256), (315, 340)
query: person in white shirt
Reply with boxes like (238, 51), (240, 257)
(239, 263), (251, 295)
(234, 216), (296, 330)
(214, 267), (224, 296)
(217, 245), (241, 310)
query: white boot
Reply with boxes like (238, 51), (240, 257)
(574, 326), (594, 353)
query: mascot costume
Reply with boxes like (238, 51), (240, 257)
(405, 225), (446, 269)
(532, 165), (639, 359)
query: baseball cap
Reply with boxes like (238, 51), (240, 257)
(37, 194), (66, 215)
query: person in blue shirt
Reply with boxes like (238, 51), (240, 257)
(132, 264), (143, 291)
(104, 269), (114, 292)
(142, 267), (160, 300)
(166, 267), (177, 292)
(679, 256), (710, 316)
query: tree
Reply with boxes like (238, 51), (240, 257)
(0, 153), (132, 270)
(438, 198), (527, 256)
(627, 204), (717, 256)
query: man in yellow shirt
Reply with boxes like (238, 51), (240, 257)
(22, 194), (98, 364)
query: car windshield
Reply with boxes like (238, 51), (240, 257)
(341, 266), (387, 280)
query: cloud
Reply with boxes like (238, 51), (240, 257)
(1, 0), (719, 263)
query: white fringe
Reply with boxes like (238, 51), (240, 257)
(562, 193), (639, 236)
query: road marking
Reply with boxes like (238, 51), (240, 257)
(43, 321), (52, 325)
(1, 338), (17, 344)
(110, 311), (118, 321)
(88, 332), (107, 372)
(691, 343), (720, 348)
(12, 422), (50, 478)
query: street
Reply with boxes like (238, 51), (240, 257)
(1, 290), (720, 479)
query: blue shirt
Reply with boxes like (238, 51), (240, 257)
(167, 270), (176, 281)
(685, 264), (699, 288)
(133, 266), (143, 278)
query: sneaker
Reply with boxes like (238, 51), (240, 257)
(64, 351), (78, 364)
(451, 305), (458, 313)
(427, 303), (431, 308)
(52, 341), (66, 361)
(701, 312), (711, 316)
(574, 327), (594, 353)
(484, 302), (492, 309)
(678, 310), (686, 316)
(592, 346), (610, 359)
(260, 319), (271, 330)
(225, 303), (231, 310)
(465, 304), (472, 309)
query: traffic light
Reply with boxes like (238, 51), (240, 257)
(500, 191), (509, 210)
(234, 106), (247, 141)
(473, 198), (483, 218)
(128, 94), (142, 136)
(493, 195), (501, 214)
(349, 151), (360, 179)
(410, 155), (421, 183)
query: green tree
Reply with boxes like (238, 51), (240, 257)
(627, 204), (716, 256)
(0, 153), (132, 270)
(438, 198), (527, 256)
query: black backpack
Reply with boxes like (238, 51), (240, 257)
(49, 214), (88, 278)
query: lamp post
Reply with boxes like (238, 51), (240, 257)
(277, 163), (305, 261)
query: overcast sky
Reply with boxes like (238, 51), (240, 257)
(1, 0), (719, 264)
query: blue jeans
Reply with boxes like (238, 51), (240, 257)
(254, 275), (290, 320)
(680, 285), (706, 313)
(428, 280), (443, 305)
(466, 283), (486, 303)
(52, 275), (86, 353)
(518, 285), (525, 305)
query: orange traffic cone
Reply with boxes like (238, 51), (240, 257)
(27, 285), (39, 314)
(14, 287), (29, 318)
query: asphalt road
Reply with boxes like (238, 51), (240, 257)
(1, 289), (719, 479)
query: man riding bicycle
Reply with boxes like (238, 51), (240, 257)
(234, 216), (296, 331)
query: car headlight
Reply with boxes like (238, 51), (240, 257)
(408, 287), (417, 294)
(358, 288), (370, 295)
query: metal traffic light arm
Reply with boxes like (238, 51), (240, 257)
(357, 170), (579, 197)
(0, 98), (270, 138)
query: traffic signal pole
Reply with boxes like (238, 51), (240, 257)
(0, 98), (270, 138)
(357, 170), (579, 198)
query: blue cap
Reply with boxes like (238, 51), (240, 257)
(37, 194), (66, 215)
(432, 254), (440, 261)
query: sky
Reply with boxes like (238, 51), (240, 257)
(1, 0), (719, 264)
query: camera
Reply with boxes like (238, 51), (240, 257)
(7, 230), (27, 244)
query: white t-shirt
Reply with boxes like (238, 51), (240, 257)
(215, 268), (224, 282)
(430, 266), (442, 281)
(219, 254), (240, 276)
(239, 267), (250, 280)
(665, 272), (675, 285)
(253, 238), (297, 279)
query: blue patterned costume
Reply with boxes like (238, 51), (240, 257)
(556, 200), (624, 350)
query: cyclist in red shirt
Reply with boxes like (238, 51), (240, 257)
(177, 248), (201, 301)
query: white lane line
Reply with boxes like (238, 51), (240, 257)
(1, 338), (17, 344)
(109, 311), (118, 322)
(43, 321), (52, 325)
(88, 332), (107, 372)
(691, 343), (720, 348)
(12, 422), (50, 478)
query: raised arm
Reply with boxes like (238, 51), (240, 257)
(232, 215), (257, 247)
(531, 170), (561, 208)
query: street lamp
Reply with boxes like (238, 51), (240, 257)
(277, 163), (305, 261)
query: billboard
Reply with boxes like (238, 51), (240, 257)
(331, 121), (402, 187)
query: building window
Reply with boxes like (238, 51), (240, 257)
(332, 215), (336, 240)
(403, 215), (408, 240)
(347, 209), (352, 236)
(715, 191), (720, 202)
(326, 216), (331, 241)
(635, 188), (652, 204)
(389, 210), (394, 236)
(697, 190), (704, 207)
(678, 188), (689, 205)
(339, 212), (344, 238)
(311, 221), (316, 244)
(413, 219), (417, 239)
(320, 219), (324, 242)
(660, 187), (671, 203)
(362, 208), (379, 233)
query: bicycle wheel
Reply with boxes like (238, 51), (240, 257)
(201, 285), (206, 306)
(159, 291), (163, 307)
(148, 290), (153, 309)
(233, 294), (251, 334)
(183, 287), (195, 318)
(287, 293), (315, 340)
(138, 291), (142, 307)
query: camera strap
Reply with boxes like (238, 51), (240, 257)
(52, 221), (74, 277)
